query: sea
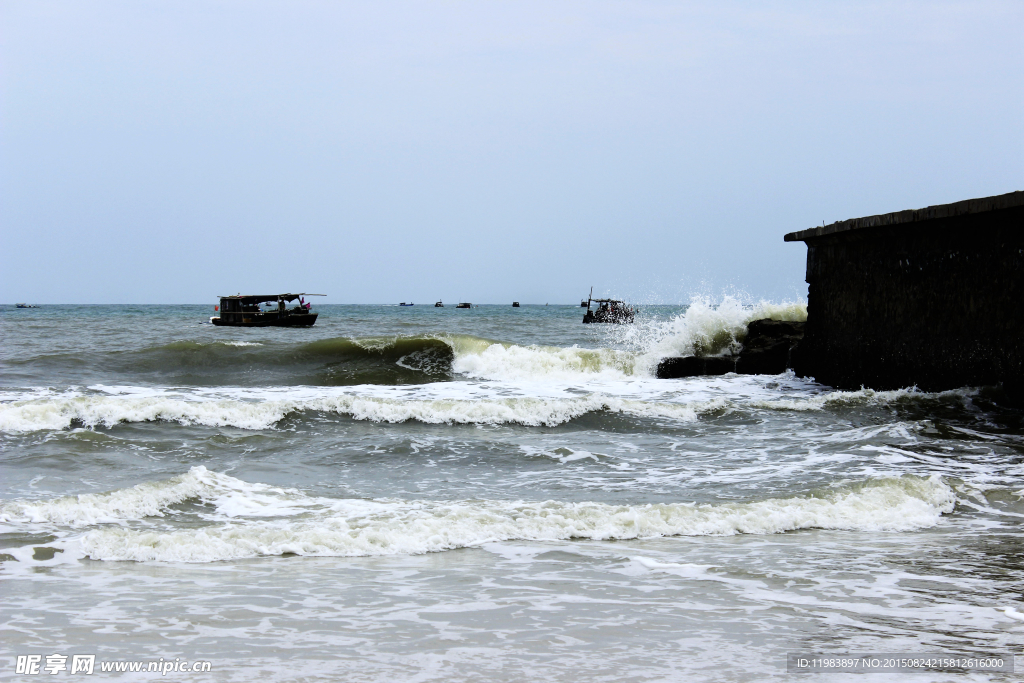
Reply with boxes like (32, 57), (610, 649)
(1, 301), (1022, 682)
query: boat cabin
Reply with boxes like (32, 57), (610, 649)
(211, 293), (324, 327)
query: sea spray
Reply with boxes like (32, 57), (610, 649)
(445, 297), (808, 381)
(628, 296), (807, 375)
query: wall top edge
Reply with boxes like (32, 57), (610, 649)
(784, 190), (1024, 242)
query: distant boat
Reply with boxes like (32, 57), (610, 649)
(435, 301), (444, 307)
(512, 302), (520, 307)
(15, 303), (39, 308)
(211, 293), (324, 327)
(580, 299), (589, 307)
(456, 302), (471, 309)
(399, 302), (414, 306)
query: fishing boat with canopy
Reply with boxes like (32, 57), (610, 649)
(581, 288), (635, 324)
(211, 293), (324, 327)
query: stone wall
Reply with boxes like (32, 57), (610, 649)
(786, 191), (1024, 391)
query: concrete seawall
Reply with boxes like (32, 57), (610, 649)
(785, 191), (1024, 392)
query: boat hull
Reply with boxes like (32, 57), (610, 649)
(211, 313), (318, 327)
(583, 311), (634, 324)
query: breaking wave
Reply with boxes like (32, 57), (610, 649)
(1, 467), (957, 563)
(0, 383), (975, 433)
(448, 337), (634, 381)
(0, 391), (724, 432)
(7, 298), (808, 388)
(9, 336), (458, 386)
(0, 468), (217, 527)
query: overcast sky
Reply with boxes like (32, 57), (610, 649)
(2, 1), (1021, 304)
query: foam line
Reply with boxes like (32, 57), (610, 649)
(0, 393), (724, 431)
(1, 468), (957, 563)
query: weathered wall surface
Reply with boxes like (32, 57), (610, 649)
(788, 193), (1024, 391)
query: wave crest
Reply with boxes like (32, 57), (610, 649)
(48, 471), (960, 562)
(0, 466), (222, 527)
(1, 468), (957, 563)
(0, 392), (723, 432)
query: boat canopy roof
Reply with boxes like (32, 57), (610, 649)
(591, 298), (627, 304)
(218, 293), (325, 304)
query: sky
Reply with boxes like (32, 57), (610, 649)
(1, 1), (1021, 305)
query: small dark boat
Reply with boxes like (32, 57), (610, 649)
(582, 288), (634, 324)
(580, 300), (589, 308)
(512, 302), (520, 307)
(435, 301), (444, 307)
(211, 293), (324, 327)
(15, 303), (39, 309)
(456, 302), (471, 309)
(399, 302), (414, 306)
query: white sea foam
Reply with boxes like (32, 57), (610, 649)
(633, 556), (715, 577)
(449, 337), (634, 381)
(0, 466), (369, 528)
(3, 468), (957, 563)
(0, 394), (294, 431)
(0, 378), (971, 433)
(1002, 607), (1024, 622)
(0, 466), (218, 527)
(0, 391), (723, 432)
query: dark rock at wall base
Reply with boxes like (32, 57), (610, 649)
(735, 319), (805, 375)
(656, 356), (737, 378)
(742, 319), (805, 351)
(656, 320), (805, 379)
(734, 345), (797, 376)
(998, 382), (1024, 409)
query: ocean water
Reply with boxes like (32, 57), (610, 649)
(2, 301), (1023, 682)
